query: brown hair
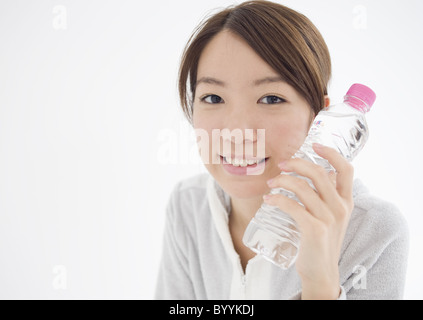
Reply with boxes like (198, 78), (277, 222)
(178, 0), (331, 123)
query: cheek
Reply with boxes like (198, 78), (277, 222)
(266, 117), (310, 160)
(192, 116), (219, 165)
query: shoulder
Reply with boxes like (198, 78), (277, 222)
(177, 172), (210, 193)
(168, 173), (210, 207)
(341, 179), (409, 268)
(340, 179), (409, 298)
(165, 173), (212, 225)
(351, 179), (409, 242)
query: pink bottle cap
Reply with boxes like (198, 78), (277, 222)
(345, 84), (376, 112)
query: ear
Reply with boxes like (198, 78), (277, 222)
(324, 95), (330, 108)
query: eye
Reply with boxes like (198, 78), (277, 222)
(259, 95), (286, 104)
(200, 94), (224, 104)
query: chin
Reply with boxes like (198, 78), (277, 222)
(209, 168), (270, 200)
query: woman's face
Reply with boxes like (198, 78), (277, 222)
(193, 30), (313, 199)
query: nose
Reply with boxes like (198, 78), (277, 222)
(220, 107), (265, 157)
(222, 105), (259, 143)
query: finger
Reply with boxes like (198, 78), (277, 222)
(328, 170), (337, 186)
(277, 157), (341, 210)
(263, 193), (316, 232)
(312, 143), (354, 202)
(267, 174), (330, 221)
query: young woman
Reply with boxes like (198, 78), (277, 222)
(155, 1), (409, 300)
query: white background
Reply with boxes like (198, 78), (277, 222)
(0, 0), (422, 299)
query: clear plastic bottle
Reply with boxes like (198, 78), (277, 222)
(242, 84), (377, 269)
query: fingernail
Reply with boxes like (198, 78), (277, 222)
(266, 178), (274, 186)
(313, 143), (325, 150)
(278, 161), (287, 169)
(263, 194), (272, 201)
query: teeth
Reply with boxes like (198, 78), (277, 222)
(224, 157), (265, 167)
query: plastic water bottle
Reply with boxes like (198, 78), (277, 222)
(242, 84), (377, 269)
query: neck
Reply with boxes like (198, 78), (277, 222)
(228, 194), (266, 271)
(230, 195), (263, 230)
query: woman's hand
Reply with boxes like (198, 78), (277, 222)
(263, 143), (354, 300)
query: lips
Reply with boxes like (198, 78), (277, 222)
(221, 156), (267, 167)
(220, 155), (269, 176)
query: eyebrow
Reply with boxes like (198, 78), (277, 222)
(195, 76), (285, 88)
(253, 76), (286, 86)
(196, 77), (226, 87)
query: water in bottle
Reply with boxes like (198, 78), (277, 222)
(242, 84), (377, 269)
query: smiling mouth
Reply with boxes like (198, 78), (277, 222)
(220, 155), (269, 167)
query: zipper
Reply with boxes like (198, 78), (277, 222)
(237, 255), (260, 299)
(236, 256), (247, 298)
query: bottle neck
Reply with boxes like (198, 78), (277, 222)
(344, 95), (370, 113)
